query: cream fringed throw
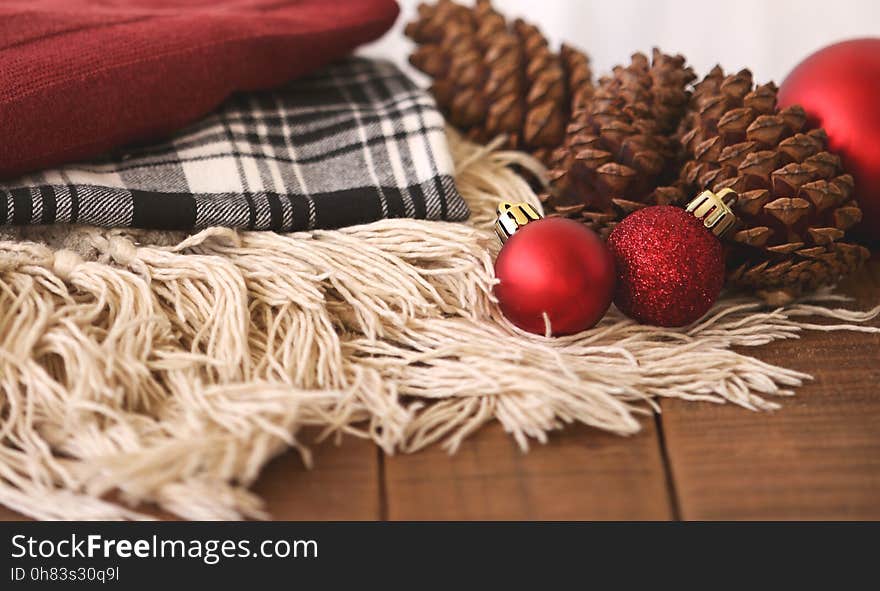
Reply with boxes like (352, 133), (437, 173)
(0, 130), (878, 520)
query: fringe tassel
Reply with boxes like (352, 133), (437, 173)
(0, 129), (877, 520)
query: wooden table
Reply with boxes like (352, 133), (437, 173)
(2, 261), (878, 521)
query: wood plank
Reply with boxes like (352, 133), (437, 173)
(0, 432), (380, 521)
(257, 433), (381, 520)
(661, 260), (880, 520)
(0, 504), (28, 521)
(384, 420), (672, 520)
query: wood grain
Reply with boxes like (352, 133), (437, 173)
(383, 421), (672, 520)
(661, 260), (880, 520)
(258, 432), (381, 520)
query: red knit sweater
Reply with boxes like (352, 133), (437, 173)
(0, 0), (399, 179)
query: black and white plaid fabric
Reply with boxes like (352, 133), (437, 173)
(0, 58), (468, 231)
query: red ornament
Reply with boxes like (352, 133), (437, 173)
(494, 214), (615, 336)
(607, 205), (725, 327)
(778, 38), (880, 240)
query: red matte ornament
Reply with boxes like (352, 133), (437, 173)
(778, 38), (880, 241)
(607, 206), (725, 327)
(494, 215), (615, 336)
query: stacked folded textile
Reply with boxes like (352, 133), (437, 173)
(1, 59), (467, 230)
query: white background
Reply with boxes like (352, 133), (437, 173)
(363, 0), (880, 85)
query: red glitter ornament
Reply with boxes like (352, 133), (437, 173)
(494, 205), (615, 336)
(778, 38), (880, 241)
(607, 204), (726, 327)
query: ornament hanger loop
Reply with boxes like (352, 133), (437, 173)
(495, 201), (542, 243)
(685, 188), (739, 238)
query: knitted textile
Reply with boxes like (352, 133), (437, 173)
(0, 0), (399, 179)
(0, 58), (467, 230)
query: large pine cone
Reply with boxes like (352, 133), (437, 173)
(540, 49), (697, 238)
(406, 0), (593, 163)
(663, 66), (870, 304)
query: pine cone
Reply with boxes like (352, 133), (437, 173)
(540, 49), (696, 238)
(666, 66), (869, 304)
(406, 0), (593, 163)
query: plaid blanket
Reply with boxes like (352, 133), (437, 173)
(0, 58), (467, 231)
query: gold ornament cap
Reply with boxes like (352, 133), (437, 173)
(685, 188), (739, 238)
(495, 201), (542, 243)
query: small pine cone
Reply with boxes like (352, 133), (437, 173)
(406, 0), (593, 163)
(561, 43), (594, 113)
(404, 0), (475, 44)
(663, 66), (870, 302)
(540, 49), (696, 238)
